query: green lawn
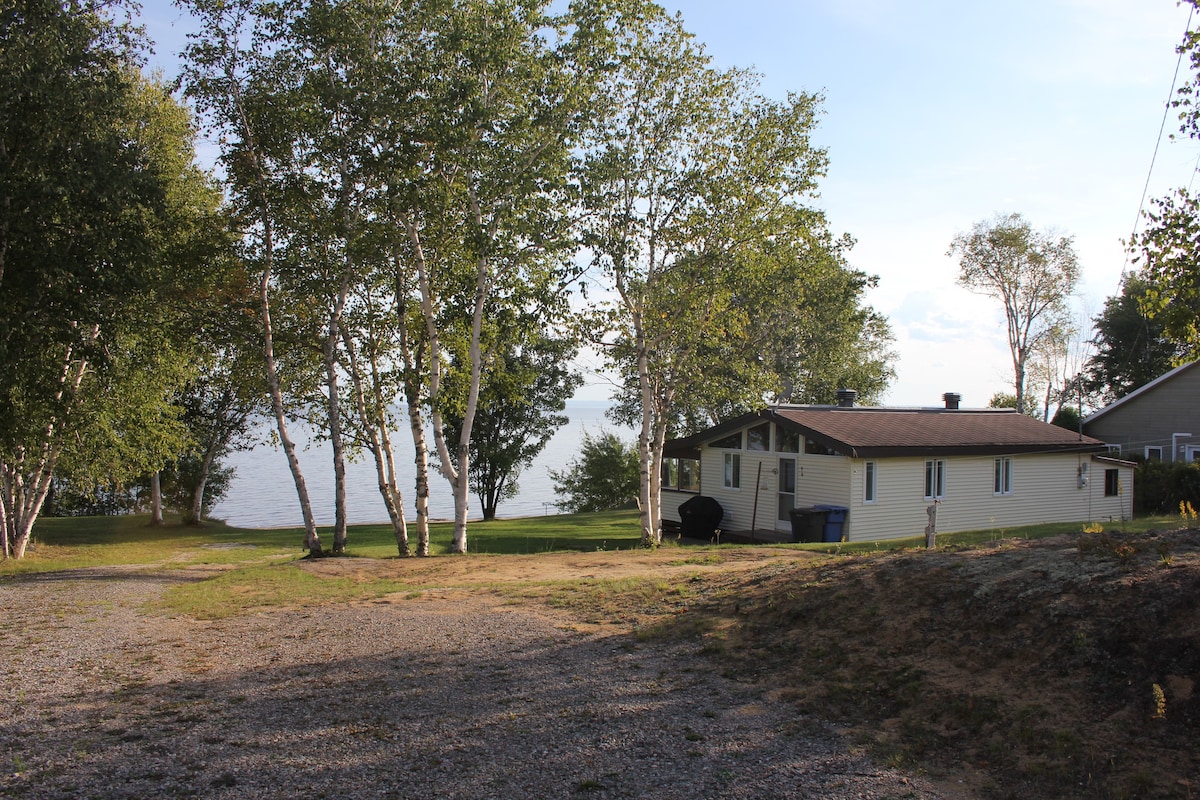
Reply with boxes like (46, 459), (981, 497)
(2, 509), (645, 575)
(4, 508), (1181, 577)
(3, 508), (1185, 621)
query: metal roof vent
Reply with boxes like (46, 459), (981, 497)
(943, 392), (962, 410)
(836, 389), (858, 408)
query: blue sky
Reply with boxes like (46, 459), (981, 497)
(655, 1), (1198, 408)
(141, 1), (1198, 408)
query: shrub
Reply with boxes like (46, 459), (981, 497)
(549, 431), (639, 513)
(1134, 459), (1200, 515)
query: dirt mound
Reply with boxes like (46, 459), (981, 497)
(681, 530), (1200, 799)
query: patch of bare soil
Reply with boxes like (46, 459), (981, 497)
(650, 530), (1200, 800)
(296, 531), (1200, 797)
(293, 545), (818, 587)
(2, 547), (951, 800)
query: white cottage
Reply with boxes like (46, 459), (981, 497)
(662, 392), (1135, 542)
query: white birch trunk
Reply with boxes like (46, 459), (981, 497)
(323, 270), (352, 555)
(405, 391), (432, 557)
(228, 73), (322, 554)
(0, 337), (91, 559)
(406, 213), (470, 553)
(343, 328), (410, 556)
(189, 440), (220, 525)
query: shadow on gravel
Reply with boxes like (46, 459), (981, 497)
(2, 602), (944, 800)
(2, 567), (210, 585)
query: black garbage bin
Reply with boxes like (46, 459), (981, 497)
(814, 504), (849, 542)
(787, 507), (827, 543)
(678, 495), (724, 540)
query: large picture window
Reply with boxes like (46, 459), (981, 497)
(746, 423), (770, 451)
(775, 427), (800, 453)
(712, 431), (741, 449)
(993, 457), (1013, 496)
(723, 453), (741, 489)
(924, 459), (946, 500)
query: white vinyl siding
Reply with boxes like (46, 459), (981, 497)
(687, 419), (1136, 541)
(697, 442), (850, 533)
(845, 454), (1134, 542)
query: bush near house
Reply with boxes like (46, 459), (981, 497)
(1135, 459), (1200, 514)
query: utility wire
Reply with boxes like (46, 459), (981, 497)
(1124, 4), (1195, 278)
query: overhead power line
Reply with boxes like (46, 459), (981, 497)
(1124, 4), (1196, 278)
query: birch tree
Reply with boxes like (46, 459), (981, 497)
(181, 0), (330, 552)
(579, 7), (831, 545)
(948, 213), (1080, 416)
(398, 0), (608, 553)
(1, 1), (219, 557)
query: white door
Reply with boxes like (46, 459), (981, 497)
(777, 458), (796, 529)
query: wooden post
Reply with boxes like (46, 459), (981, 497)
(925, 501), (938, 549)
(749, 461), (763, 541)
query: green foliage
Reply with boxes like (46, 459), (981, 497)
(549, 432), (640, 514)
(987, 391), (1040, 417)
(1083, 275), (1190, 406)
(1048, 404), (1081, 432)
(444, 328), (582, 520)
(160, 455), (236, 524)
(1, 1), (228, 556)
(1128, 3), (1200, 354)
(1133, 459), (1200, 515)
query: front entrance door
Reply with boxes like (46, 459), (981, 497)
(777, 458), (796, 529)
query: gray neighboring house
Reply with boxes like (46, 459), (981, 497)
(662, 391), (1135, 543)
(1082, 360), (1200, 463)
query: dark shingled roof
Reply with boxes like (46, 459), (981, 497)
(664, 405), (1109, 459)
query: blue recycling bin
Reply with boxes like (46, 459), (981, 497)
(814, 504), (849, 542)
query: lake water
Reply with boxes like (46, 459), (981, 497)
(211, 401), (632, 528)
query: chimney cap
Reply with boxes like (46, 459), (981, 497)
(836, 389), (858, 408)
(943, 392), (962, 410)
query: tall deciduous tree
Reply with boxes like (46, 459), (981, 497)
(948, 213), (1080, 416)
(444, 322), (581, 521)
(172, 276), (268, 526)
(580, 6), (835, 545)
(181, 0), (328, 553)
(1083, 274), (1190, 406)
(399, 0), (608, 553)
(0, 0), (222, 558)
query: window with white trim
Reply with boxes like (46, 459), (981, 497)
(1145, 446), (1163, 462)
(723, 453), (741, 489)
(924, 459), (946, 500)
(864, 461), (877, 504)
(1104, 468), (1120, 497)
(993, 457), (1013, 495)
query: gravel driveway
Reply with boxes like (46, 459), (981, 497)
(2, 565), (960, 799)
